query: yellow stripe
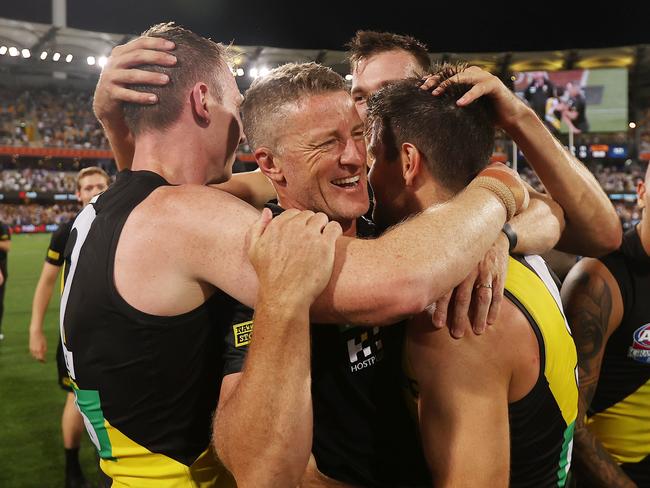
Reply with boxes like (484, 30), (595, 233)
(101, 419), (236, 487)
(47, 249), (60, 261)
(586, 378), (650, 464)
(505, 257), (578, 427)
(60, 261), (65, 296)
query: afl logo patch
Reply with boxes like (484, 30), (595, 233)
(628, 323), (650, 364)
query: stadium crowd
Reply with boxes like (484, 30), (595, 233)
(0, 87), (109, 149)
(0, 203), (79, 227)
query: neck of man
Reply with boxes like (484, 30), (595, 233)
(401, 177), (454, 218)
(131, 128), (215, 185)
(276, 194), (358, 237)
(637, 212), (650, 257)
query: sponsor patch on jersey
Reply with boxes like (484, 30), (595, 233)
(233, 321), (253, 348)
(628, 323), (650, 364)
(47, 249), (60, 261)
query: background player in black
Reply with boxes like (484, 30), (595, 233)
(27, 167), (110, 488)
(563, 163), (650, 488)
(0, 218), (10, 341)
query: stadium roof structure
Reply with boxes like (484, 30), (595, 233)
(1, 17), (649, 109)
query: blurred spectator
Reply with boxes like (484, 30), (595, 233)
(593, 163), (645, 193)
(0, 87), (109, 149)
(0, 169), (78, 192)
(0, 203), (79, 227)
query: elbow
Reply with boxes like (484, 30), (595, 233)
(591, 220), (623, 257)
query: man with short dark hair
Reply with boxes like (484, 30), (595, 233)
(349, 30), (620, 261)
(366, 67), (579, 488)
(28, 166), (110, 488)
(348, 31), (430, 122)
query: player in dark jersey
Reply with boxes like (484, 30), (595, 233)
(0, 218), (10, 341)
(365, 69), (580, 488)
(27, 167), (109, 488)
(562, 163), (650, 488)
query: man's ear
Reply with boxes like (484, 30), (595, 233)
(190, 82), (210, 125)
(255, 147), (285, 184)
(638, 180), (646, 209)
(401, 142), (423, 187)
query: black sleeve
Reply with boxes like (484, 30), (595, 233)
(222, 300), (254, 376)
(45, 223), (70, 266)
(0, 223), (10, 242)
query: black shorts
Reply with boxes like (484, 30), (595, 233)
(56, 339), (73, 392)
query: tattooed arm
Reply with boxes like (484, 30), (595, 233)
(561, 258), (635, 488)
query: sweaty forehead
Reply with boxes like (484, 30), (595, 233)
(287, 91), (360, 131)
(352, 50), (420, 94)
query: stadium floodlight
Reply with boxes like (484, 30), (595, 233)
(629, 122), (637, 129)
(259, 67), (270, 77)
(9, 47), (19, 57)
(345, 74), (353, 81)
(87, 56), (96, 66)
(236, 68), (244, 77)
(249, 67), (258, 78)
(0, 46), (6, 55)
(21, 49), (31, 58)
(40, 51), (48, 60)
(66, 54), (73, 63)
(52, 52), (61, 61)
(98, 56), (108, 68)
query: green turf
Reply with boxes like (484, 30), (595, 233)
(0, 233), (100, 487)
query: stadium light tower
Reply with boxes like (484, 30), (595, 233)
(53, 0), (66, 28)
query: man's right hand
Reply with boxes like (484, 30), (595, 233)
(247, 208), (342, 307)
(93, 37), (176, 126)
(29, 328), (47, 362)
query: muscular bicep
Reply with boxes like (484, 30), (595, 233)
(407, 318), (511, 488)
(188, 188), (261, 308)
(561, 258), (623, 417)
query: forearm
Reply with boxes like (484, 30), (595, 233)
(29, 277), (56, 331)
(573, 427), (636, 488)
(100, 117), (135, 171)
(0, 241), (10, 252)
(312, 186), (507, 325)
(510, 191), (565, 255)
(215, 297), (313, 488)
(505, 108), (621, 256)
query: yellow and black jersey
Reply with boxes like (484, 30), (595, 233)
(46, 220), (73, 267)
(505, 255), (578, 487)
(587, 228), (650, 486)
(60, 170), (236, 487)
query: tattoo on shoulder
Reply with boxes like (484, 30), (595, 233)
(567, 271), (612, 370)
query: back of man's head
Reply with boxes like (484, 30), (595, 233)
(122, 22), (229, 136)
(367, 63), (495, 193)
(241, 62), (346, 152)
(347, 30), (431, 75)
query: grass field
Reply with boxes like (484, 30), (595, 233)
(0, 233), (99, 488)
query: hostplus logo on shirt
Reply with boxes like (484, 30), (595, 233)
(628, 323), (650, 364)
(347, 327), (383, 373)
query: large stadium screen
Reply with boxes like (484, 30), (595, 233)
(513, 68), (628, 133)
